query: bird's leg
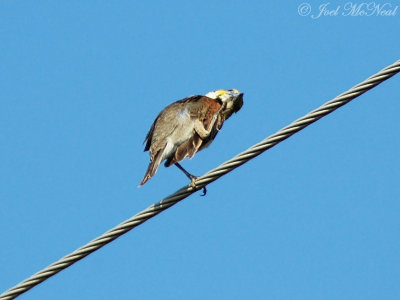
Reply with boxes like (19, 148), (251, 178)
(175, 163), (207, 196)
(193, 103), (227, 139)
(193, 120), (213, 139)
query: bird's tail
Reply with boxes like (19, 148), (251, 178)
(139, 148), (164, 186)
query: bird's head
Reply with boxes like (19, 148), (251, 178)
(205, 89), (244, 119)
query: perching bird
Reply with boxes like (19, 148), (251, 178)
(139, 89), (244, 194)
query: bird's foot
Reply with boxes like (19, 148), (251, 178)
(175, 163), (207, 196)
(189, 176), (207, 196)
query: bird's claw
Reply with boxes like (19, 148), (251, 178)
(189, 177), (207, 196)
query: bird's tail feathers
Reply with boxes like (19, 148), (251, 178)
(139, 148), (164, 186)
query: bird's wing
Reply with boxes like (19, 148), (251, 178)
(195, 97), (225, 151)
(186, 96), (223, 128)
(166, 96), (224, 166)
(143, 117), (157, 151)
(143, 95), (204, 152)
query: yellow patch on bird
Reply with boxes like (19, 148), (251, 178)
(216, 90), (228, 97)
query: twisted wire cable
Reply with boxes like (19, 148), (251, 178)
(1, 59), (399, 300)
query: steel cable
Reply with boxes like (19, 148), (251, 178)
(1, 58), (399, 299)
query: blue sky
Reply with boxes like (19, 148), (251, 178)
(1, 1), (399, 299)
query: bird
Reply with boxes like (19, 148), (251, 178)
(139, 89), (244, 194)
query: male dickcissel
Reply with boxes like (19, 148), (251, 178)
(139, 89), (243, 194)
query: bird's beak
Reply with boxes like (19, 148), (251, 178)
(232, 93), (244, 113)
(223, 93), (244, 120)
